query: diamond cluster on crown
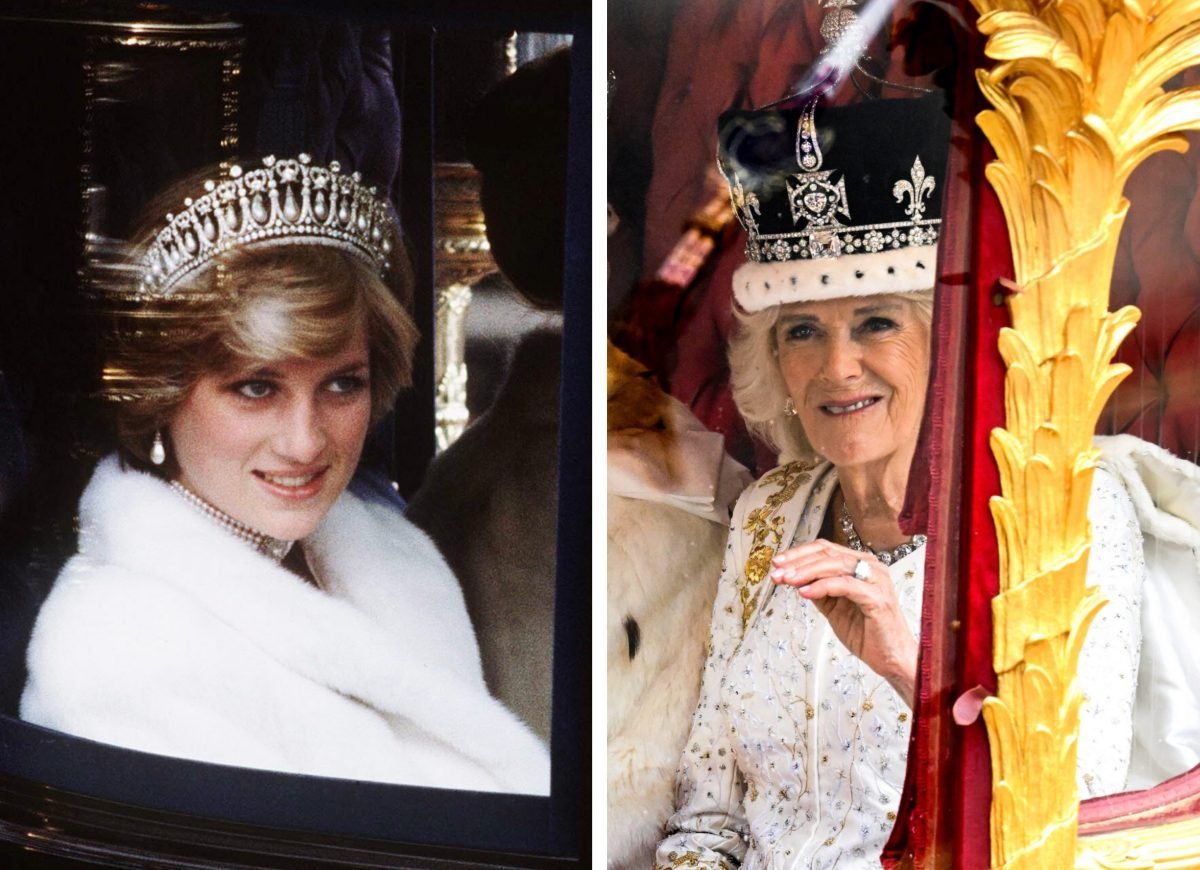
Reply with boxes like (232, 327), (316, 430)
(723, 96), (942, 265)
(138, 153), (392, 296)
(783, 98), (852, 259)
(741, 152), (940, 264)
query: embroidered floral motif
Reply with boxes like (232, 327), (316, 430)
(739, 461), (815, 631)
(657, 850), (735, 870)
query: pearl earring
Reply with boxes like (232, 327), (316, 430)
(150, 429), (166, 466)
(783, 397), (797, 417)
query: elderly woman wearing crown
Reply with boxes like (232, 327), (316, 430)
(652, 95), (1146, 867)
(19, 155), (549, 794)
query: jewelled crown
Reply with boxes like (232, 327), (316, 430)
(137, 153), (393, 297)
(717, 92), (950, 312)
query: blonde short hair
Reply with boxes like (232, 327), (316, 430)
(727, 289), (934, 463)
(109, 242), (418, 477)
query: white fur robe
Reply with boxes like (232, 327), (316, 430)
(607, 393), (752, 869)
(20, 456), (549, 795)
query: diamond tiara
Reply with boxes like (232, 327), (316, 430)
(137, 153), (393, 297)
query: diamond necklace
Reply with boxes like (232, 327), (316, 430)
(169, 480), (294, 563)
(840, 500), (927, 566)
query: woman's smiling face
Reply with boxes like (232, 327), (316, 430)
(168, 322), (372, 541)
(775, 295), (930, 471)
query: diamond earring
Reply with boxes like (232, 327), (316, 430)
(150, 429), (166, 466)
(783, 397), (797, 417)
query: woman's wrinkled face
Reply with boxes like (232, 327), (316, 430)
(169, 322), (372, 541)
(775, 295), (930, 470)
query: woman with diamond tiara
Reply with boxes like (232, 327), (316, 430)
(651, 94), (1145, 867)
(19, 155), (549, 795)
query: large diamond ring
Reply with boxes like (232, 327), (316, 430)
(853, 559), (871, 581)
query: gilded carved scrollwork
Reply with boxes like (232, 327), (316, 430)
(1079, 817), (1200, 868)
(968, 0), (1200, 865)
(434, 283), (473, 451)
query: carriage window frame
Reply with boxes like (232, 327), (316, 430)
(898, 4), (1200, 867)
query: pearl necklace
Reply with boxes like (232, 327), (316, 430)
(169, 481), (294, 563)
(840, 500), (927, 566)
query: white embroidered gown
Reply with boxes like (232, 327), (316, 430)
(655, 460), (1144, 869)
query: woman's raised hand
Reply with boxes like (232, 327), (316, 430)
(769, 539), (917, 707)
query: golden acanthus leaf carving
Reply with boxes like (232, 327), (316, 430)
(967, 0), (1200, 865)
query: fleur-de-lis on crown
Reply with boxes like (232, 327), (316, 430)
(728, 174), (762, 236)
(892, 156), (936, 220)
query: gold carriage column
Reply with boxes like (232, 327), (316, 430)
(968, 0), (1200, 866)
(432, 162), (495, 451)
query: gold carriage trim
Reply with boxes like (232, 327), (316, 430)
(967, 0), (1200, 861)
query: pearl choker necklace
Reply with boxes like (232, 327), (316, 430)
(840, 500), (927, 566)
(169, 481), (294, 563)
